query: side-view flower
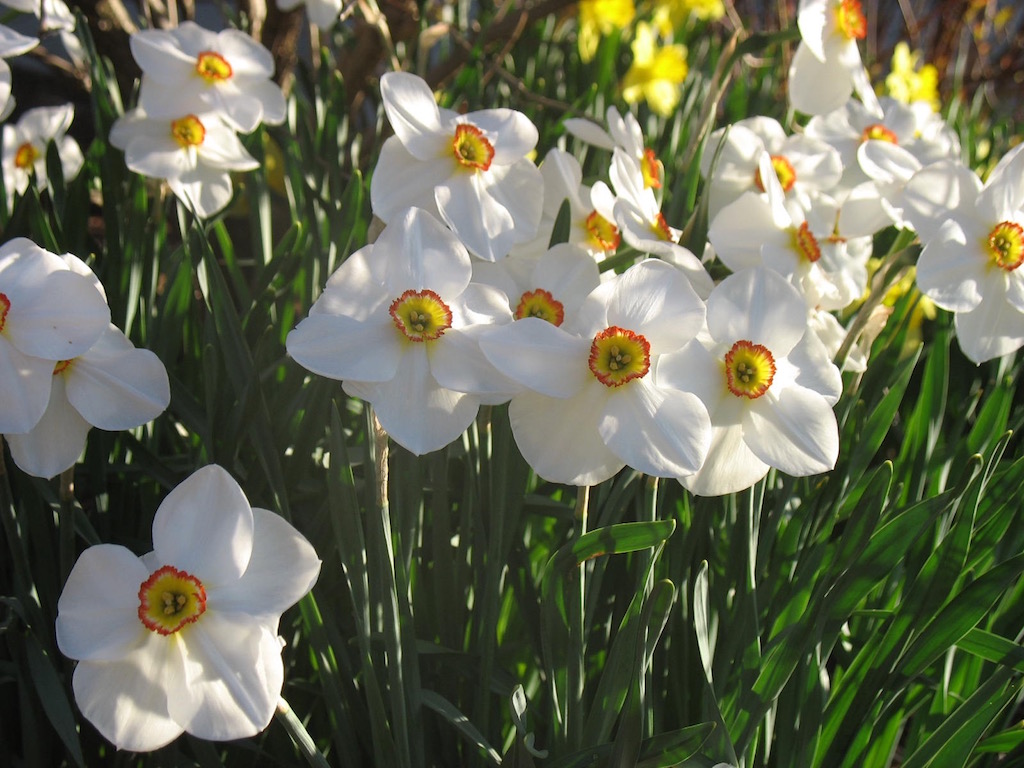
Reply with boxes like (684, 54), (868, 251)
(55, 464), (322, 752)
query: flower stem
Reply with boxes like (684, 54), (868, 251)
(58, 468), (75, 586)
(276, 697), (332, 768)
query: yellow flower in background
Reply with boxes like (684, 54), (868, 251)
(655, 0), (725, 34)
(884, 42), (941, 112)
(621, 22), (688, 117)
(578, 0), (636, 63)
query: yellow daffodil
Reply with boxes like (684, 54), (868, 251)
(655, 0), (725, 35)
(577, 0), (636, 63)
(621, 22), (688, 117)
(883, 42), (941, 112)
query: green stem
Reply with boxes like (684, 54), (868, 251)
(58, 468), (75, 587)
(566, 484), (590, 749)
(276, 697), (332, 768)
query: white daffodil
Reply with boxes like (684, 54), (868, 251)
(2, 104), (83, 206)
(6, 324), (170, 478)
(130, 21), (286, 133)
(905, 145), (1024, 363)
(479, 259), (711, 486)
(564, 106), (665, 190)
(110, 107), (259, 218)
(370, 71), (543, 262)
(660, 267), (842, 496)
(0, 238), (110, 435)
(0, 24), (37, 120)
(709, 154), (868, 311)
(700, 116), (843, 219)
(275, 0), (342, 29)
(788, 0), (882, 118)
(56, 464), (321, 752)
(287, 207), (515, 455)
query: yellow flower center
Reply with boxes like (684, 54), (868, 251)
(515, 288), (565, 326)
(754, 154), (798, 193)
(170, 115), (206, 149)
(389, 289), (453, 342)
(790, 221), (822, 263)
(585, 210), (620, 253)
(452, 124), (495, 171)
(986, 221), (1024, 272)
(836, 0), (867, 40)
(588, 326), (651, 387)
(52, 360), (73, 375)
(861, 124), (899, 144)
(650, 211), (673, 241)
(0, 293), (9, 333)
(642, 148), (662, 189)
(137, 565), (207, 635)
(724, 340), (776, 399)
(195, 51), (233, 83)
(14, 142), (40, 171)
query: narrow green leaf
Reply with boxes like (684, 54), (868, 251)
(25, 637), (84, 768)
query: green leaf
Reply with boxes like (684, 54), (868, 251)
(25, 637), (84, 768)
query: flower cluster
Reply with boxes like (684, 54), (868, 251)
(111, 22), (286, 218)
(0, 238), (170, 478)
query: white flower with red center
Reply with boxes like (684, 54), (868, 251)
(564, 106), (664, 190)
(369, 71), (543, 262)
(129, 21), (286, 133)
(6, 322), (170, 478)
(788, 0), (882, 118)
(110, 107), (259, 218)
(709, 155), (868, 311)
(1, 104), (83, 205)
(0, 24), (37, 120)
(0, 238), (110, 435)
(478, 259), (711, 486)
(472, 243), (602, 330)
(55, 464), (321, 752)
(905, 145), (1024, 362)
(700, 116), (843, 220)
(659, 267), (842, 496)
(286, 207), (515, 455)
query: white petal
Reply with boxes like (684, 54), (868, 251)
(902, 160), (982, 242)
(429, 326), (516, 399)
(379, 72), (445, 160)
(71, 634), (187, 752)
(707, 267), (807, 355)
(531, 243), (601, 312)
(914, 222), (987, 312)
(478, 317), (590, 398)
(168, 168), (234, 218)
(286, 313), (402, 382)
(212, 508), (321, 619)
(796, 1), (828, 62)
(216, 28), (275, 77)
(56, 544), (149, 662)
(0, 25), (38, 56)
(599, 381), (710, 477)
(6, 374), (90, 477)
(977, 142), (1024, 221)
(5, 269), (109, 360)
(786, 330), (843, 404)
(378, 206), (472, 297)
(65, 327), (170, 429)
(508, 386), (623, 485)
(125, 135), (194, 180)
(130, 28), (197, 81)
(369, 138), (447, 224)
(152, 465), (255, 586)
(680, 424), (769, 496)
(604, 259), (705, 352)
(0, 337), (53, 433)
(745, 386), (839, 476)
(171, 613), (283, 741)
(952, 291), (1024, 364)
(563, 117), (615, 150)
(788, 41), (854, 117)
(657, 338), (729, 415)
(708, 192), (782, 272)
(466, 109), (537, 164)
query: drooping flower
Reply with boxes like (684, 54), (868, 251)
(0, 238), (110, 435)
(109, 107), (260, 218)
(564, 106), (665, 190)
(788, 0), (882, 117)
(577, 0), (636, 63)
(55, 464), (322, 752)
(1, 104), (83, 206)
(904, 145), (1024, 362)
(621, 22), (689, 117)
(0, 24), (37, 121)
(660, 267), (842, 496)
(129, 21), (286, 133)
(370, 71), (543, 262)
(287, 207), (516, 455)
(479, 259), (711, 486)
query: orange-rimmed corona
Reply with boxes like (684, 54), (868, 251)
(515, 289), (565, 326)
(585, 210), (621, 253)
(836, 0), (867, 40)
(985, 221), (1024, 272)
(0, 292), (9, 332)
(861, 124), (898, 144)
(791, 221), (822, 263)
(389, 289), (453, 342)
(170, 115), (206, 149)
(724, 340), (776, 399)
(452, 124), (495, 171)
(13, 142), (39, 171)
(588, 326), (651, 387)
(137, 565), (207, 636)
(642, 148), (662, 189)
(754, 154), (798, 194)
(195, 51), (233, 83)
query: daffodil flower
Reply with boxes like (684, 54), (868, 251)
(2, 104), (83, 207)
(287, 207), (516, 455)
(621, 22), (689, 118)
(130, 21), (286, 133)
(564, 106), (665, 190)
(479, 259), (711, 486)
(370, 71), (543, 262)
(0, 24), (37, 120)
(56, 465), (322, 752)
(660, 267), (841, 496)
